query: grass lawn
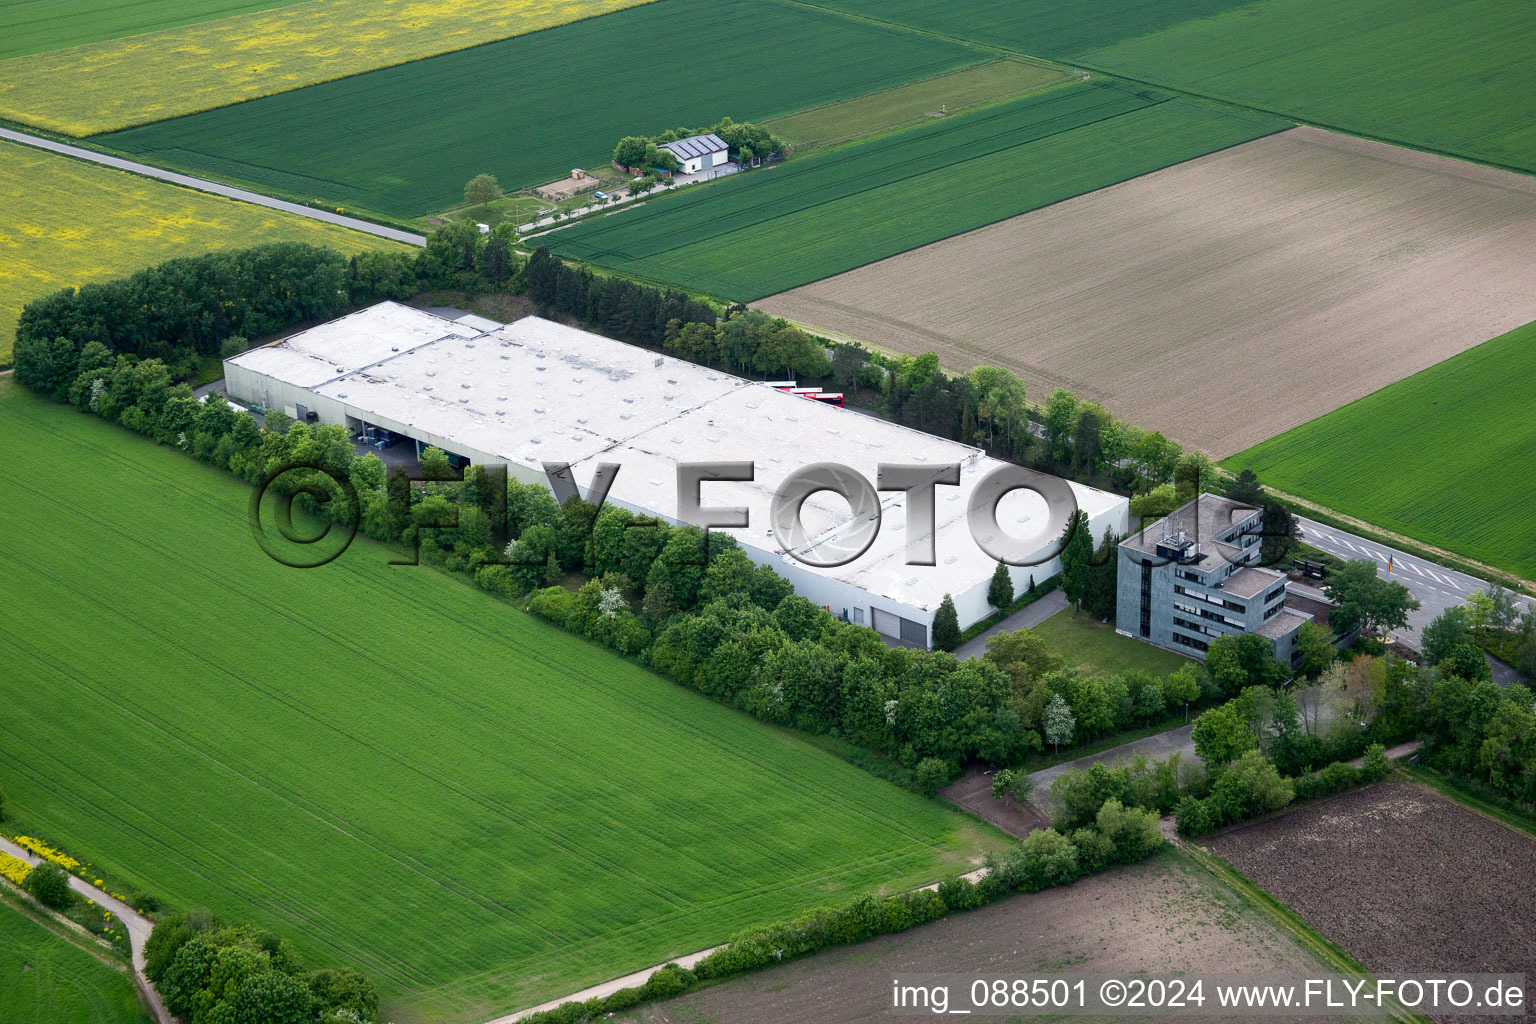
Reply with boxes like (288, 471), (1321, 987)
(1031, 609), (1195, 678)
(0, 894), (150, 1024)
(97, 0), (986, 217)
(0, 139), (403, 369)
(763, 58), (1072, 148)
(0, 0), (663, 135)
(0, 378), (1005, 1024)
(1223, 318), (1536, 582)
(547, 82), (1282, 300)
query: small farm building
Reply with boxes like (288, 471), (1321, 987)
(659, 133), (729, 173)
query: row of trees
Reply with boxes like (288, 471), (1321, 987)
(614, 118), (789, 172)
(145, 911), (377, 1024)
(15, 243), (358, 398)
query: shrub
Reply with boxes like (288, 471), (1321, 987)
(1175, 795), (1213, 837)
(23, 860), (74, 910)
(131, 891), (162, 915)
(604, 986), (643, 1011)
(1070, 826), (1114, 873)
(1094, 798), (1163, 863)
(1020, 827), (1079, 889)
(641, 962), (694, 1000)
(1318, 760), (1360, 794)
(914, 757), (955, 797)
(936, 875), (980, 911)
(1360, 742), (1390, 781)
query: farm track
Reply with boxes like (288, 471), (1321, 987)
(0, 836), (169, 1023)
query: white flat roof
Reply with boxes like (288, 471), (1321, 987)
(230, 304), (1126, 611)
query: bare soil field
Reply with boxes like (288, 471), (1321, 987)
(758, 127), (1536, 457)
(940, 766), (1050, 838)
(1208, 782), (1536, 1021)
(615, 849), (1370, 1023)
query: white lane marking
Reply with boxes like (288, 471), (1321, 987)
(1406, 562), (1426, 577)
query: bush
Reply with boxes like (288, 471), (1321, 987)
(130, 891), (162, 915)
(641, 962), (694, 1000)
(1094, 798), (1163, 863)
(1318, 760), (1360, 794)
(936, 875), (981, 911)
(1020, 827), (1079, 889)
(1360, 742), (1390, 782)
(1175, 795), (1214, 837)
(1070, 826), (1114, 873)
(23, 861), (74, 910)
(914, 757), (955, 797)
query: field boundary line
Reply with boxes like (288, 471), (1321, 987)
(0, 126), (424, 245)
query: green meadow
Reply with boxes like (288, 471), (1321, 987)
(0, 378), (1002, 1023)
(1223, 319), (1536, 581)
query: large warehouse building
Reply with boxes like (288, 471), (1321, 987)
(225, 303), (1127, 647)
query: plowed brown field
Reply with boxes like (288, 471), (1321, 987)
(758, 127), (1536, 457)
(1208, 782), (1536, 1022)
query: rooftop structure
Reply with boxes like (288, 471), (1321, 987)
(226, 303), (1128, 646)
(1116, 493), (1309, 666)
(658, 133), (729, 174)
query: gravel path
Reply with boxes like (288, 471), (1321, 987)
(0, 126), (424, 246)
(0, 835), (169, 1024)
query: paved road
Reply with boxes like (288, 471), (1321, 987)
(954, 590), (1069, 661)
(0, 126), (424, 246)
(0, 836), (169, 1024)
(1295, 516), (1534, 647)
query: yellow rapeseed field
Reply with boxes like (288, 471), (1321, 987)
(0, 0), (659, 135)
(0, 140), (403, 366)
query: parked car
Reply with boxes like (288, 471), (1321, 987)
(592, 191), (608, 200)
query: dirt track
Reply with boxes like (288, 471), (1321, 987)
(758, 127), (1536, 457)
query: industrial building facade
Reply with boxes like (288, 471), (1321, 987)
(1115, 494), (1308, 666)
(226, 303), (1128, 648)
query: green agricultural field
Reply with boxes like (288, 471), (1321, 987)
(822, 0), (1536, 174)
(546, 82), (1283, 300)
(0, 0), (292, 59)
(0, 378), (1003, 1024)
(1031, 611), (1194, 679)
(1223, 319), (1536, 583)
(96, 0), (986, 218)
(763, 58), (1072, 148)
(0, 896), (151, 1024)
(815, 0), (1254, 57)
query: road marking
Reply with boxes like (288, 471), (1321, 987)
(1405, 562), (1426, 577)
